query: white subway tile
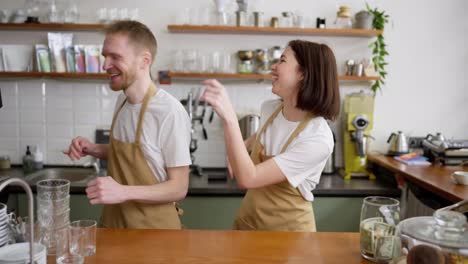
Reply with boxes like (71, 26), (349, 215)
(0, 109), (18, 124)
(45, 81), (73, 97)
(74, 112), (100, 125)
(73, 83), (99, 97)
(100, 84), (114, 97)
(46, 96), (73, 110)
(19, 81), (45, 97)
(19, 110), (45, 124)
(74, 126), (96, 141)
(47, 125), (73, 138)
(101, 112), (114, 126)
(73, 98), (99, 112)
(46, 111), (73, 124)
(47, 139), (70, 151)
(0, 139), (18, 150)
(1, 95), (18, 110)
(0, 125), (18, 137)
(19, 96), (45, 109)
(20, 125), (45, 138)
(46, 152), (73, 165)
(0, 81), (18, 96)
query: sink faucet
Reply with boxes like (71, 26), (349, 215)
(0, 177), (34, 264)
(84, 159), (100, 175)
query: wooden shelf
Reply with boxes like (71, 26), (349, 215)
(0, 72), (109, 79)
(168, 72), (379, 81)
(0, 23), (105, 31)
(167, 25), (382, 37)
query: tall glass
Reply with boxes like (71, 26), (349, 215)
(360, 196), (400, 263)
(70, 220), (97, 257)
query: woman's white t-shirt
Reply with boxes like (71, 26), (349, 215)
(111, 88), (192, 183)
(259, 99), (334, 201)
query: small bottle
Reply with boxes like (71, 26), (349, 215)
(22, 146), (34, 174)
(32, 145), (44, 171)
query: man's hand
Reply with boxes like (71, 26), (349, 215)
(63, 136), (94, 161)
(86, 176), (128, 205)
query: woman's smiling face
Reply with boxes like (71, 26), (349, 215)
(270, 46), (304, 101)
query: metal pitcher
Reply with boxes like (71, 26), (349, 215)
(239, 114), (260, 140)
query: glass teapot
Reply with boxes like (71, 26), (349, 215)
(392, 200), (468, 264)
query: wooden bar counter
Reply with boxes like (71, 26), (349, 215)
(48, 228), (372, 264)
(368, 154), (468, 202)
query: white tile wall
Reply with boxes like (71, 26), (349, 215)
(0, 80), (351, 168)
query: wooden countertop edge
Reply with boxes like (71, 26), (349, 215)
(367, 153), (466, 202)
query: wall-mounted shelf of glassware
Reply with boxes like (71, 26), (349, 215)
(167, 25), (383, 37)
(0, 71), (108, 79)
(0, 23), (105, 31)
(168, 72), (380, 82)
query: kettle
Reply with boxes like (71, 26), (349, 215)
(238, 114), (260, 140)
(387, 131), (409, 156)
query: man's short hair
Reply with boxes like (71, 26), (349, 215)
(104, 20), (157, 64)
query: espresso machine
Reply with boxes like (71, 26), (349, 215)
(343, 92), (375, 180)
(182, 88), (212, 176)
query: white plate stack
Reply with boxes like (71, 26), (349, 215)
(0, 203), (8, 247)
(0, 242), (47, 264)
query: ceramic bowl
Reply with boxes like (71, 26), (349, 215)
(452, 171), (468, 185)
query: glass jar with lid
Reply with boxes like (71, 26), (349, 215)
(392, 200), (468, 264)
(334, 6), (352, 29)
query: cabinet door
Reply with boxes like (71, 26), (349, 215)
(179, 197), (243, 230)
(314, 197), (363, 232)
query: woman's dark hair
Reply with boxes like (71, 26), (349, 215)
(288, 40), (340, 121)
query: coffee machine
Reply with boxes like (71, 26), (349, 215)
(343, 92), (375, 180)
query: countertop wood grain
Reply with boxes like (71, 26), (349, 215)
(368, 154), (468, 202)
(47, 228), (372, 264)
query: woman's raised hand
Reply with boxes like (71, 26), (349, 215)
(200, 79), (237, 124)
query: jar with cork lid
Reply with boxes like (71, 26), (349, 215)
(334, 6), (352, 29)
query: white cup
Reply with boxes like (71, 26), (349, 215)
(452, 171), (468, 185)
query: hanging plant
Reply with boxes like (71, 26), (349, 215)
(366, 3), (389, 93)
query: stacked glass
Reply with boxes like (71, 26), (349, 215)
(36, 179), (70, 255)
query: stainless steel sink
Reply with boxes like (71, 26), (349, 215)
(25, 168), (97, 185)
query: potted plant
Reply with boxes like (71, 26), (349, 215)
(366, 3), (389, 93)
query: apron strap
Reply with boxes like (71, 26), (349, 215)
(250, 104), (283, 159)
(110, 97), (128, 136)
(109, 83), (158, 142)
(135, 83), (158, 144)
(252, 103), (313, 156)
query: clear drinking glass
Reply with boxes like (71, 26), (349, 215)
(55, 227), (84, 264)
(360, 196), (400, 263)
(70, 220), (97, 257)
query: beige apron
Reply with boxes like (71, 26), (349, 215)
(233, 104), (317, 232)
(100, 83), (181, 229)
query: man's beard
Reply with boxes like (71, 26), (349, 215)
(109, 71), (135, 91)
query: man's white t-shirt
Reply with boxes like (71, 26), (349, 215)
(111, 88), (192, 183)
(259, 99), (334, 201)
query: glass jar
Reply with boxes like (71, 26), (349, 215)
(281, 12), (293, 27)
(0, 155), (10, 170)
(360, 196), (400, 262)
(334, 6), (352, 29)
(393, 202), (468, 264)
(237, 60), (253, 74)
